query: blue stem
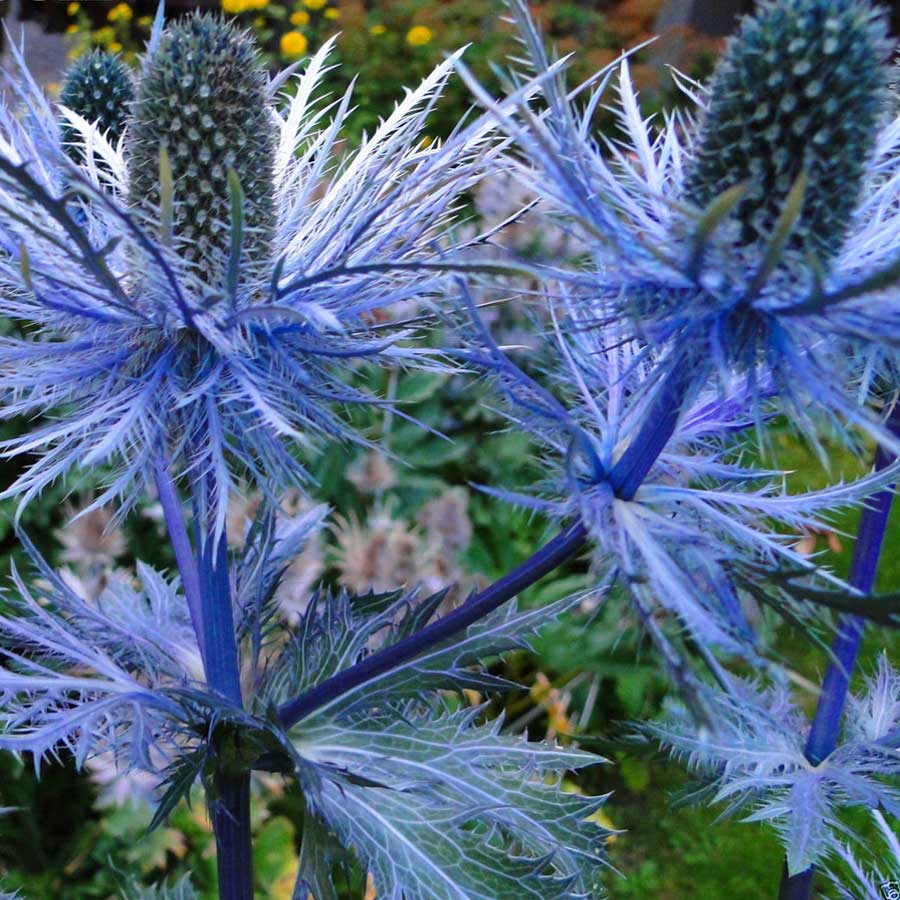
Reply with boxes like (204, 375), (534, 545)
(213, 772), (253, 900)
(189, 486), (250, 898)
(609, 363), (691, 500)
(153, 455), (206, 665)
(778, 412), (900, 900)
(156, 455), (249, 897)
(278, 519), (589, 729)
(278, 363), (691, 730)
(195, 527), (243, 706)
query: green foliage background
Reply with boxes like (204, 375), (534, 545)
(0, 2), (895, 898)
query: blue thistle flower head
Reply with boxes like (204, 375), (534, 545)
(59, 49), (134, 156)
(458, 0), (900, 444)
(128, 13), (276, 285)
(462, 284), (898, 700)
(685, 0), (889, 263)
(0, 24), (494, 534)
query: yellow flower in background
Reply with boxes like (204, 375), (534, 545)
(560, 779), (618, 841)
(248, 0), (269, 9)
(369, 23), (386, 35)
(108, 41), (123, 52)
(303, 0), (326, 9)
(66, 23), (78, 34)
(107, 3), (133, 23)
(324, 7), (339, 20)
(405, 25), (433, 47)
(221, 0), (247, 13)
(280, 30), (308, 57)
(137, 15), (152, 27)
(94, 26), (116, 46)
(66, 2), (79, 15)
(253, 16), (265, 27)
(289, 10), (310, 25)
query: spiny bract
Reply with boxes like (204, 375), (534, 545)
(684, 0), (890, 263)
(128, 13), (276, 286)
(59, 49), (134, 154)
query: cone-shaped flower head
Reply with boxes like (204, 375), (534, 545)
(59, 50), (134, 156)
(685, 0), (889, 264)
(463, 1), (900, 447)
(128, 13), (276, 285)
(0, 24), (494, 536)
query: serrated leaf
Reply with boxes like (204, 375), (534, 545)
(293, 810), (344, 900)
(147, 749), (204, 833)
(291, 705), (609, 899)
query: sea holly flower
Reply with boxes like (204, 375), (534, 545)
(647, 658), (900, 876)
(58, 49), (133, 162)
(457, 0), (900, 443)
(0, 12), (495, 535)
(461, 281), (900, 697)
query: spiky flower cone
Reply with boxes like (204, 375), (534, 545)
(59, 50), (133, 156)
(127, 13), (276, 287)
(685, 0), (890, 264)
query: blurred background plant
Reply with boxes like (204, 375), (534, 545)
(52, 0), (722, 140)
(1, 1), (899, 898)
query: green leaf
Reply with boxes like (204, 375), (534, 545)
(293, 811), (344, 900)
(147, 749), (204, 834)
(296, 707), (610, 899)
(253, 816), (296, 888)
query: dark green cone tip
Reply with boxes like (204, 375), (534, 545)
(127, 13), (276, 287)
(60, 50), (134, 155)
(684, 0), (891, 265)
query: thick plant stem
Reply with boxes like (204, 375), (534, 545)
(196, 532), (243, 706)
(156, 456), (250, 896)
(213, 772), (253, 900)
(191, 488), (249, 898)
(609, 362), (692, 500)
(778, 421), (900, 900)
(278, 520), (589, 728)
(153, 455), (206, 664)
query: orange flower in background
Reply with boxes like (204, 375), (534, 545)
(290, 9), (310, 25)
(405, 25), (433, 47)
(280, 30), (308, 57)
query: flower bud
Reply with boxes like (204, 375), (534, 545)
(685, 0), (890, 264)
(128, 13), (276, 286)
(60, 50), (133, 158)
